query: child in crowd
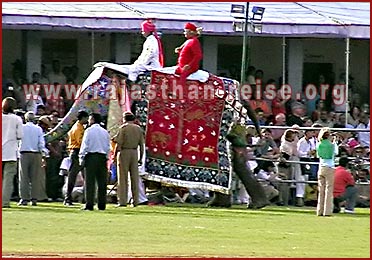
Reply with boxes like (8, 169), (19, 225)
(255, 161), (281, 203)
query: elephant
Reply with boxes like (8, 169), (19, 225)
(45, 63), (269, 209)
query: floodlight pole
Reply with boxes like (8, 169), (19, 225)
(240, 2), (249, 85)
(345, 37), (350, 126)
(282, 37), (286, 86)
(91, 31), (95, 67)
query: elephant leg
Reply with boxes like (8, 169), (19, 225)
(207, 192), (231, 208)
(231, 148), (269, 209)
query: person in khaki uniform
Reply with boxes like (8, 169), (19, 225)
(114, 112), (144, 207)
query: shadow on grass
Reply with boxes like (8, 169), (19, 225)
(4, 202), (369, 218)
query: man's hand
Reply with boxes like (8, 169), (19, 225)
(41, 158), (46, 168)
(175, 47), (181, 54)
(309, 150), (316, 157)
(182, 64), (190, 71)
(79, 159), (85, 167)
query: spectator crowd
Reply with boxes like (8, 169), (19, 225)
(2, 59), (370, 214)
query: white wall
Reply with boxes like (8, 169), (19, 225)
(114, 33), (131, 64)
(26, 31), (42, 81)
(301, 38), (369, 103)
(303, 38), (345, 80)
(288, 39), (303, 98)
(202, 36), (218, 74)
(249, 37), (283, 83)
(216, 36), (284, 82)
(348, 39), (370, 88)
(161, 34), (184, 67)
(2, 30), (114, 82)
(302, 38), (369, 85)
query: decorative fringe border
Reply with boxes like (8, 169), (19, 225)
(142, 173), (231, 195)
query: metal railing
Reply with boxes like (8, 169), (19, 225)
(257, 179), (370, 185)
(259, 125), (370, 132)
(253, 157), (370, 166)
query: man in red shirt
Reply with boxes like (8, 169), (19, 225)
(272, 89), (287, 117)
(333, 157), (358, 213)
(175, 22), (203, 86)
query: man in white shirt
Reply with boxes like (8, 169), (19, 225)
(298, 128), (318, 166)
(356, 112), (370, 149)
(2, 97), (23, 208)
(296, 129), (317, 205)
(297, 130), (316, 158)
(18, 111), (47, 206)
(79, 113), (111, 211)
(94, 19), (164, 82)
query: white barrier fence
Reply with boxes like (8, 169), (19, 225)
(259, 125), (370, 132)
(253, 157), (370, 166)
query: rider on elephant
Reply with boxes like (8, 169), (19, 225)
(94, 19), (164, 83)
(174, 22), (203, 86)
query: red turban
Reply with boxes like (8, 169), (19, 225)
(141, 20), (156, 33)
(184, 22), (197, 31)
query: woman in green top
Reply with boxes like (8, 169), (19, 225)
(316, 127), (339, 216)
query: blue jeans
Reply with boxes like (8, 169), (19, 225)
(335, 186), (358, 211)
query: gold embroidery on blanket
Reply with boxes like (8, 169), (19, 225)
(187, 145), (200, 153)
(184, 109), (207, 122)
(202, 146), (215, 154)
(151, 131), (171, 148)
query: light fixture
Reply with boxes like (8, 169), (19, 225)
(252, 6), (265, 21)
(230, 4), (245, 19)
(232, 21), (243, 32)
(231, 4), (245, 14)
(230, 3), (266, 84)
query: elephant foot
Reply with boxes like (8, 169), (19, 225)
(206, 193), (232, 208)
(247, 201), (270, 210)
(206, 201), (232, 208)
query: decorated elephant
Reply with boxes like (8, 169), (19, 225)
(45, 63), (268, 209)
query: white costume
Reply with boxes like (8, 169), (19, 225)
(357, 121), (370, 148)
(94, 35), (161, 82)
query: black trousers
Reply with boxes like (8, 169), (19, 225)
(65, 149), (84, 201)
(84, 153), (107, 210)
(46, 157), (63, 199)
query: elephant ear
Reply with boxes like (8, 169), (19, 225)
(226, 123), (248, 148)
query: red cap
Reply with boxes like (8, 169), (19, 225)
(141, 19), (156, 33)
(184, 22), (197, 31)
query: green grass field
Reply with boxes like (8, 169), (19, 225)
(2, 202), (370, 258)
